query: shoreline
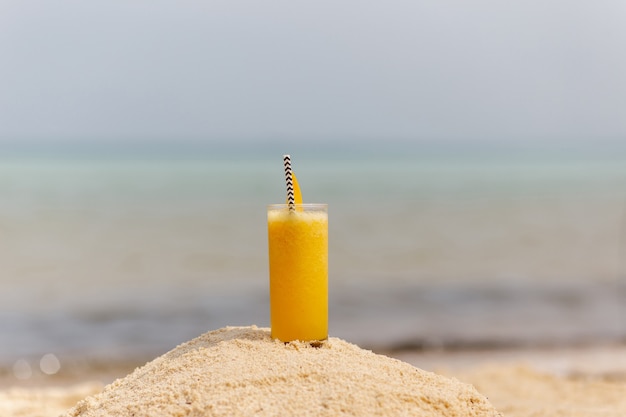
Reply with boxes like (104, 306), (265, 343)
(392, 343), (626, 379)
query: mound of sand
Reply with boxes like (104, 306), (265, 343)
(62, 326), (500, 417)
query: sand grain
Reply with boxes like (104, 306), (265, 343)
(62, 326), (500, 417)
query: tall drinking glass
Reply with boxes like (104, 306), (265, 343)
(267, 204), (328, 342)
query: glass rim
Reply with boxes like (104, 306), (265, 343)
(267, 203), (327, 210)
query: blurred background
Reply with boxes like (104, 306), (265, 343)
(1, 0), (626, 380)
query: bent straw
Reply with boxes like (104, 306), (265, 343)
(283, 155), (296, 212)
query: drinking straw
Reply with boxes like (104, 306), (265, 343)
(283, 154), (296, 212)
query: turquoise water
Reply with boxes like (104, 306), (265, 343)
(1, 143), (626, 373)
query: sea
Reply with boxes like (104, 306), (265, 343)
(2, 141), (626, 375)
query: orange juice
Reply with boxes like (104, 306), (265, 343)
(267, 204), (328, 342)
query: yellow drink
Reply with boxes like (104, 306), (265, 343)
(267, 204), (328, 342)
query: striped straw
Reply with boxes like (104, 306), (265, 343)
(283, 155), (295, 212)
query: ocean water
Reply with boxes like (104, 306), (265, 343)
(2, 144), (626, 374)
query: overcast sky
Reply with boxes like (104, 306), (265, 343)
(1, 1), (625, 147)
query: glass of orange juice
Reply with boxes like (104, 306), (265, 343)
(267, 203), (328, 342)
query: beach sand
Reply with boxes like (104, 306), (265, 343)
(397, 346), (626, 417)
(2, 327), (626, 416)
